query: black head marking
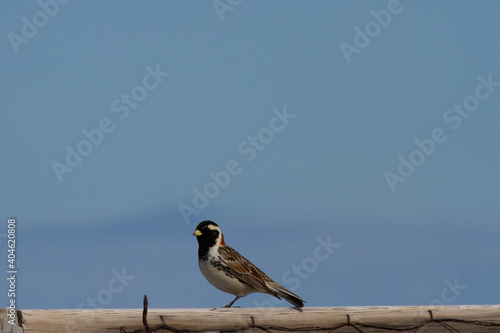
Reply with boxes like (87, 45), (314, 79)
(194, 220), (222, 259)
(195, 220), (219, 231)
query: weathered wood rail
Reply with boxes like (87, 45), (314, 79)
(2, 305), (500, 333)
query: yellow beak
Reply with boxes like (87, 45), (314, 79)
(193, 229), (202, 236)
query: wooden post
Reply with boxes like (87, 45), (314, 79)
(1, 305), (499, 333)
(1, 309), (23, 333)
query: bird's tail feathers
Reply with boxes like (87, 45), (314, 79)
(267, 283), (305, 308)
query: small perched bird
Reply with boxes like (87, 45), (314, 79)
(193, 220), (305, 308)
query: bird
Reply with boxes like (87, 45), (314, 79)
(193, 220), (305, 308)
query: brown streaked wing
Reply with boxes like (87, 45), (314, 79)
(217, 246), (279, 297)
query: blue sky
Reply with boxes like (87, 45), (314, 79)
(1, 0), (499, 310)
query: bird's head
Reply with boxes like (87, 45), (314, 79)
(193, 220), (226, 247)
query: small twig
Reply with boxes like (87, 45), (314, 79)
(143, 294), (152, 333)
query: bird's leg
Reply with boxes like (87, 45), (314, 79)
(224, 296), (241, 308)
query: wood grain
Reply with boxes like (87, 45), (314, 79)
(2, 305), (500, 332)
